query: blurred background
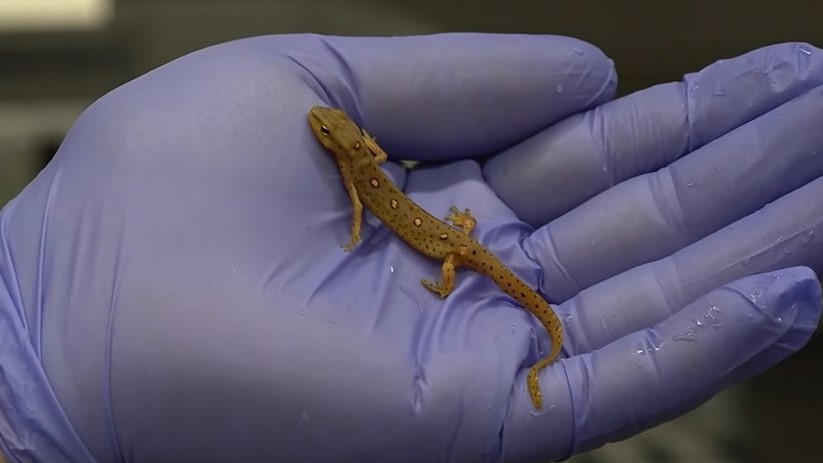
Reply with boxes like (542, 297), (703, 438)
(0, 1), (819, 462)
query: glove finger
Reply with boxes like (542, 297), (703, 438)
(281, 33), (616, 160)
(503, 266), (821, 463)
(527, 87), (823, 300)
(555, 177), (823, 354)
(485, 42), (823, 226)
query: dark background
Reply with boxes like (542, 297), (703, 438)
(1, 1), (819, 461)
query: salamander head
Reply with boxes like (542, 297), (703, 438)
(308, 106), (369, 160)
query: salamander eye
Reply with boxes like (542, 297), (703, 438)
(319, 126), (331, 136)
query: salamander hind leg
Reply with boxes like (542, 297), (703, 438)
(445, 206), (476, 235)
(421, 254), (457, 298)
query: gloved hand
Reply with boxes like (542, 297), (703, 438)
(0, 33), (820, 463)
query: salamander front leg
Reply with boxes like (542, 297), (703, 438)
(421, 254), (457, 298)
(337, 162), (363, 251)
(362, 129), (388, 163)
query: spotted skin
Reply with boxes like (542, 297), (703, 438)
(308, 106), (564, 410)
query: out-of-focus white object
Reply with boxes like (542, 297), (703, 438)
(0, 0), (112, 31)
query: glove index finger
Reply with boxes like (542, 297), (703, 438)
(292, 33), (616, 161)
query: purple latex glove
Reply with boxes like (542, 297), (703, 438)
(0, 33), (819, 463)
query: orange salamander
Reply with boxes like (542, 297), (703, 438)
(308, 105), (563, 410)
